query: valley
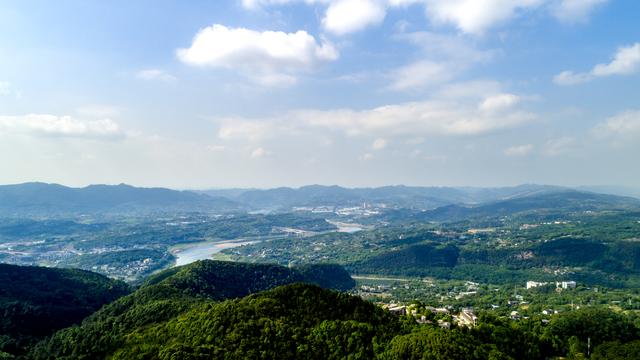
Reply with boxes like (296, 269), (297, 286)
(1, 183), (640, 359)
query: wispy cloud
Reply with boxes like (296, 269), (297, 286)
(593, 110), (640, 141)
(250, 147), (269, 158)
(555, 43), (640, 85)
(0, 81), (11, 96)
(215, 89), (535, 143)
(551, 0), (608, 24)
(504, 144), (534, 157)
(543, 136), (577, 156)
(136, 69), (177, 82)
(387, 31), (495, 91)
(0, 114), (124, 140)
(371, 138), (388, 150)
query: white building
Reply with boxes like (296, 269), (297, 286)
(556, 281), (577, 289)
(526, 281), (548, 289)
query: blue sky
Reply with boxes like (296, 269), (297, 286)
(0, 0), (639, 188)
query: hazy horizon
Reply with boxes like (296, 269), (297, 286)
(2, 181), (639, 194)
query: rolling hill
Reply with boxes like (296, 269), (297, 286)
(0, 264), (130, 356)
(0, 182), (239, 216)
(418, 190), (640, 222)
(31, 278), (640, 360)
(200, 184), (568, 211)
(28, 260), (355, 359)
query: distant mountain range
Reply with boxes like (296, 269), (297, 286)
(201, 184), (566, 210)
(202, 184), (640, 211)
(0, 182), (238, 216)
(405, 190), (640, 222)
(1, 182), (638, 217)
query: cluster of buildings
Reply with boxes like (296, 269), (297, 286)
(526, 280), (577, 290)
(383, 302), (478, 329)
(292, 203), (382, 216)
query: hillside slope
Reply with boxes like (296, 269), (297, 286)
(29, 260), (354, 359)
(31, 284), (640, 360)
(0, 264), (130, 356)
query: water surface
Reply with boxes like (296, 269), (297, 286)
(173, 240), (257, 266)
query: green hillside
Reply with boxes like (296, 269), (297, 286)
(30, 283), (640, 360)
(26, 261), (354, 359)
(0, 264), (130, 356)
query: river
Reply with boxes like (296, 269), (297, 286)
(327, 221), (365, 233)
(172, 240), (258, 266)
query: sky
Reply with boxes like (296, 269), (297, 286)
(0, 0), (639, 189)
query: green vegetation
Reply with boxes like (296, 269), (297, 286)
(0, 212), (336, 281)
(0, 264), (130, 357)
(224, 210), (640, 287)
(28, 281), (640, 359)
(27, 260), (354, 359)
(0, 186), (639, 358)
(0, 259), (638, 359)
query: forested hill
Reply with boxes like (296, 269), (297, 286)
(32, 283), (640, 360)
(2, 261), (638, 359)
(0, 182), (239, 216)
(142, 260), (356, 297)
(27, 261), (354, 359)
(0, 264), (130, 356)
(0, 261), (353, 358)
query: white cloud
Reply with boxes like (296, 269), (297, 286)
(371, 138), (388, 150)
(322, 0), (386, 35)
(242, 0), (603, 37)
(0, 82), (11, 96)
(136, 69), (177, 82)
(399, 31), (496, 63)
(241, 0), (302, 9)
(593, 110), (640, 140)
(387, 32), (495, 91)
(504, 143), (533, 156)
(0, 114), (123, 139)
(218, 119), (274, 141)
(424, 0), (606, 34)
(592, 43), (640, 76)
(437, 80), (504, 99)
(479, 93), (520, 112)
(242, 0), (421, 35)
(555, 43), (640, 85)
(177, 24), (338, 86)
(303, 96), (534, 136)
(75, 105), (121, 118)
(552, 0), (607, 23)
(553, 70), (593, 85)
(250, 147), (268, 158)
(424, 0), (545, 35)
(206, 144), (227, 152)
(360, 152), (374, 160)
(543, 136), (576, 156)
(387, 60), (454, 91)
(215, 91), (534, 141)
